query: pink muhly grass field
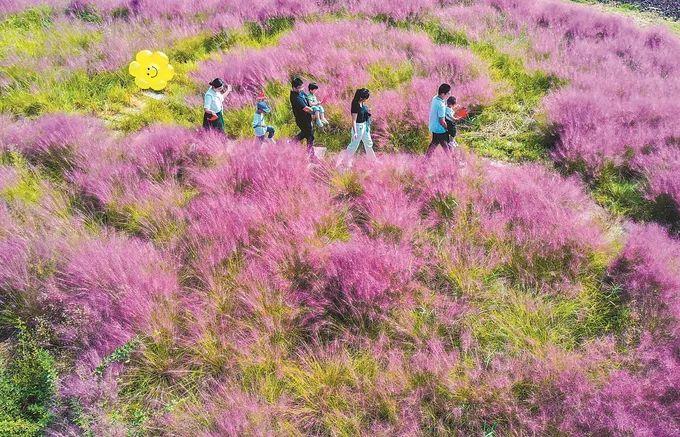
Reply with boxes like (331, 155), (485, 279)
(0, 0), (679, 434)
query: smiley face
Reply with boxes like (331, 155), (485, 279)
(146, 65), (159, 78)
(129, 50), (175, 91)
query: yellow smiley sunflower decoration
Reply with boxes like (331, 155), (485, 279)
(128, 50), (175, 91)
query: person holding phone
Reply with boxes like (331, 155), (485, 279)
(203, 78), (231, 133)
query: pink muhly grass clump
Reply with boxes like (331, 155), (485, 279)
(609, 223), (680, 333)
(481, 163), (607, 256)
(185, 140), (329, 285)
(477, 0), (680, 211)
(167, 382), (280, 436)
(1, 114), (112, 175)
(0, 0), (52, 16)
(56, 360), (127, 436)
(189, 139), (328, 225)
(52, 234), (178, 357)
(331, 0), (439, 21)
(185, 192), (262, 277)
(70, 160), (138, 207)
(478, 163), (610, 290)
(0, 165), (20, 191)
(577, 343), (680, 436)
(196, 20), (415, 105)
(351, 156), (424, 242)
(408, 147), (479, 207)
(641, 149), (680, 212)
(0, 236), (33, 296)
(191, 139), (313, 198)
(0, 202), (12, 232)
(321, 237), (418, 315)
(92, 19), (204, 71)
(123, 124), (215, 182)
(542, 338), (680, 437)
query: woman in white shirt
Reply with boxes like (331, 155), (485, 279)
(203, 78), (231, 133)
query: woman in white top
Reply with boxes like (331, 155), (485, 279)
(203, 78), (231, 133)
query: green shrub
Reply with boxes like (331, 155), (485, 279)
(0, 327), (57, 437)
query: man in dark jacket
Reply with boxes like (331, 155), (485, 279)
(289, 77), (315, 155)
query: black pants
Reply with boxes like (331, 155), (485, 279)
(446, 119), (457, 139)
(295, 119), (314, 145)
(426, 132), (450, 157)
(203, 111), (224, 133)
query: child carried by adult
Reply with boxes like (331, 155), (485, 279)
(306, 83), (330, 127)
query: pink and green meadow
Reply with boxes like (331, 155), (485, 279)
(0, 0), (679, 435)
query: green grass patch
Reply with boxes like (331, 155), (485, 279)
(458, 41), (564, 162)
(316, 212), (351, 243)
(0, 7), (53, 59)
(0, 152), (42, 204)
(468, 278), (627, 357)
(367, 62), (415, 91)
(384, 123), (430, 154)
(281, 351), (379, 435)
(562, 161), (680, 232)
(0, 68), (133, 118)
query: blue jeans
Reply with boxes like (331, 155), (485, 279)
(257, 126), (275, 140)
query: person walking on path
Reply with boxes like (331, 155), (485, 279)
(425, 83), (452, 157)
(203, 78), (231, 133)
(289, 77), (315, 155)
(253, 100), (275, 142)
(337, 88), (376, 167)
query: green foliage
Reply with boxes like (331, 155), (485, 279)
(554, 161), (679, 232)
(66, 2), (102, 24)
(95, 338), (141, 376)
(0, 7), (53, 59)
(470, 259), (629, 356)
(0, 152), (42, 204)
(386, 123), (430, 154)
(316, 212), (351, 243)
(244, 17), (295, 44)
(331, 171), (364, 199)
(0, 326), (57, 437)
(421, 20), (470, 47)
(367, 63), (414, 91)
(0, 69), (132, 118)
(281, 352), (379, 435)
(589, 162), (650, 218)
